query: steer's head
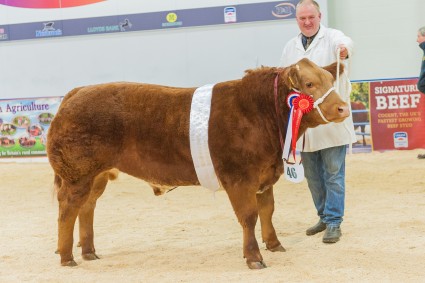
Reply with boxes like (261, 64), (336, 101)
(282, 58), (350, 128)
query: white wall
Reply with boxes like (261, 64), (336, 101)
(0, 0), (330, 99)
(0, 21), (295, 99)
(328, 0), (425, 81)
(2, 1), (423, 99)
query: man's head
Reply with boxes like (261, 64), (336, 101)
(417, 26), (425, 45)
(296, 0), (321, 37)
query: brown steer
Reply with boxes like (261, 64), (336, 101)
(47, 58), (349, 269)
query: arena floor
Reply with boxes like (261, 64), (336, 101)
(1, 149), (425, 282)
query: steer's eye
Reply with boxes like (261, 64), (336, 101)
(306, 82), (313, 88)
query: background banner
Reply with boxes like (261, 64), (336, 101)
(350, 77), (424, 152)
(369, 78), (425, 151)
(0, 1), (298, 41)
(0, 97), (62, 158)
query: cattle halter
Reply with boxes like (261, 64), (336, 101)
(289, 86), (334, 124)
(289, 47), (343, 124)
(312, 86), (334, 123)
(273, 67), (337, 153)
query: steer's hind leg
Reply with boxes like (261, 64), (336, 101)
(57, 180), (92, 266)
(78, 171), (110, 261)
(226, 187), (266, 269)
(256, 187), (285, 252)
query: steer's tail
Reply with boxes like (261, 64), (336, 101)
(51, 174), (62, 202)
(53, 174), (62, 193)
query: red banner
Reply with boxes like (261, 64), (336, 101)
(369, 78), (425, 150)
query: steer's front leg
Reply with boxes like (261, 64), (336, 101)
(226, 186), (266, 269)
(256, 186), (285, 252)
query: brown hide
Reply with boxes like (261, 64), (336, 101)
(47, 58), (349, 269)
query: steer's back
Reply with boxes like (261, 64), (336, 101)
(47, 82), (199, 186)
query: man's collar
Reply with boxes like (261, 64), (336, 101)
(301, 26), (320, 41)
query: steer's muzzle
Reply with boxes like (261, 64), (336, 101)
(334, 103), (350, 122)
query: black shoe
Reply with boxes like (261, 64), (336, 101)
(322, 226), (341, 243)
(417, 154), (425, 159)
(306, 220), (327, 236)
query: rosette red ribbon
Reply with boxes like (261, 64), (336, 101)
(291, 94), (314, 160)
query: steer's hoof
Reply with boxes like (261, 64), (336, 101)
(268, 244), (286, 252)
(82, 253), (100, 261)
(61, 260), (78, 267)
(247, 260), (267, 269)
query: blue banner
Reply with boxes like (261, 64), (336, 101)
(1, 1), (298, 41)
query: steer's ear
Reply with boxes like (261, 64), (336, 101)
(322, 62), (344, 80)
(282, 65), (301, 90)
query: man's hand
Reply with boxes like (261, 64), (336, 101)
(338, 45), (349, 60)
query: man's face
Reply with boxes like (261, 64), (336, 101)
(417, 31), (425, 45)
(296, 4), (321, 37)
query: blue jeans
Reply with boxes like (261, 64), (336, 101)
(300, 145), (346, 227)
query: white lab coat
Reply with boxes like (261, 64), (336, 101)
(280, 24), (357, 152)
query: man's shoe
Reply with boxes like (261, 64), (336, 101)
(417, 154), (425, 159)
(306, 220), (327, 236)
(322, 226), (341, 243)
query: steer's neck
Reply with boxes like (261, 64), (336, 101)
(239, 67), (291, 153)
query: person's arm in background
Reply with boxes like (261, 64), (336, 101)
(418, 75), (425, 94)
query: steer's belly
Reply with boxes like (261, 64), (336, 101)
(115, 146), (201, 188)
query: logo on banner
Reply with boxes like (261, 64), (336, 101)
(393, 132), (408, 148)
(36, 22), (62, 37)
(224, 7), (237, 23)
(0, 27), (8, 40)
(119, 19), (132, 31)
(272, 2), (296, 18)
(162, 12), (183, 27)
(0, 0), (105, 9)
(87, 19), (132, 33)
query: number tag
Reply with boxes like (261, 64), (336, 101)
(284, 161), (305, 183)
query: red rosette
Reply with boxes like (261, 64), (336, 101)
(293, 94), (314, 114)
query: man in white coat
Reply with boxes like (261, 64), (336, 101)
(280, 0), (356, 243)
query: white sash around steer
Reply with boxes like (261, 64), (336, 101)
(189, 84), (221, 191)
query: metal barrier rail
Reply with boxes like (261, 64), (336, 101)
(351, 108), (370, 137)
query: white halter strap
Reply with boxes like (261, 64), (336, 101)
(313, 86), (334, 123)
(312, 47), (343, 124)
